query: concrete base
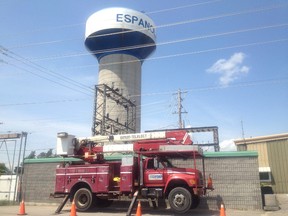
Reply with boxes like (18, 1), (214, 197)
(264, 194), (280, 211)
(264, 206), (280, 211)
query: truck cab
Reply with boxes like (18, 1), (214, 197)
(141, 156), (203, 213)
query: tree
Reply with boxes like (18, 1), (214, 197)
(37, 152), (46, 158)
(25, 151), (36, 159)
(0, 163), (10, 174)
(46, 149), (53, 158)
(37, 149), (55, 158)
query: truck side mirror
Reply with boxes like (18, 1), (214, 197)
(153, 158), (158, 169)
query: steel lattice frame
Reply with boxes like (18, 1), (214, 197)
(92, 84), (136, 135)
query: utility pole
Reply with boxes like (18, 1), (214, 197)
(173, 89), (187, 128)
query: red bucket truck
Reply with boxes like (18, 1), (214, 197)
(52, 129), (213, 214)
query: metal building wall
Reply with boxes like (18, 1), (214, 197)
(235, 134), (288, 194)
(246, 142), (269, 167)
(267, 139), (288, 193)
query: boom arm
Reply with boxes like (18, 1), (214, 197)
(77, 130), (192, 144)
(56, 129), (194, 161)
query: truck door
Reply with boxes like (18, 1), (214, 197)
(144, 158), (165, 187)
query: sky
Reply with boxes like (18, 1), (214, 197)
(0, 0), (287, 168)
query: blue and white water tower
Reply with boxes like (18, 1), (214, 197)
(85, 8), (156, 133)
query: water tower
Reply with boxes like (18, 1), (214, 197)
(85, 8), (156, 135)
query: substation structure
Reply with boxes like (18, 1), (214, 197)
(92, 84), (136, 135)
(146, 126), (220, 151)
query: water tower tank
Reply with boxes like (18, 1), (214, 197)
(85, 8), (156, 133)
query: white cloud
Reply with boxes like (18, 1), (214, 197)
(220, 139), (237, 151)
(207, 52), (250, 86)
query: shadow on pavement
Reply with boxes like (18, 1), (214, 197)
(76, 200), (220, 216)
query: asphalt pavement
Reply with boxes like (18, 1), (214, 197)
(2, 193), (288, 215)
(1, 202), (288, 216)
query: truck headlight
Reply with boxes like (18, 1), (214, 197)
(189, 179), (196, 185)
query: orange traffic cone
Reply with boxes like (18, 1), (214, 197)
(18, 200), (27, 215)
(136, 201), (142, 216)
(70, 199), (77, 216)
(220, 203), (226, 216)
(207, 174), (213, 189)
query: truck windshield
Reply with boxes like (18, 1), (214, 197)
(159, 158), (175, 168)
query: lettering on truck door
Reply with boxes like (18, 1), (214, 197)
(144, 158), (165, 187)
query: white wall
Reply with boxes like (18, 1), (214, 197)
(0, 175), (17, 201)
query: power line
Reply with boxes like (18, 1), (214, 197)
(1, 7), (285, 87)
(0, 45), (94, 92)
(157, 23), (288, 46)
(1, 116), (90, 124)
(0, 0), (222, 39)
(5, 3), (288, 50)
(0, 5), (286, 112)
(0, 23), (85, 39)
(146, 38), (288, 63)
(0, 46), (94, 96)
(71, 38), (287, 71)
(2, 38), (287, 107)
(1, 77), (286, 108)
(1, 59), (93, 97)
(21, 24), (288, 63)
(0, 76), (286, 133)
(158, 3), (288, 29)
(2, 28), (288, 96)
(133, 77), (288, 97)
(146, 0), (222, 15)
(0, 98), (90, 107)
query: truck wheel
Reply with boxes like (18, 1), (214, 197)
(74, 188), (93, 212)
(168, 187), (192, 214)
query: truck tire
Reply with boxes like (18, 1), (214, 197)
(74, 188), (93, 212)
(168, 187), (192, 214)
